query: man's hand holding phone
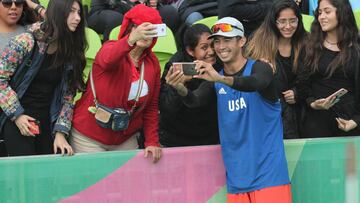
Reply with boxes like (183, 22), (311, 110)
(193, 60), (224, 83)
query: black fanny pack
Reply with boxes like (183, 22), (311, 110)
(89, 63), (145, 132)
(94, 104), (131, 131)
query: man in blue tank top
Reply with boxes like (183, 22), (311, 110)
(164, 17), (292, 203)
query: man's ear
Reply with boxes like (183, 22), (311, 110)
(239, 36), (247, 48)
(186, 47), (195, 57)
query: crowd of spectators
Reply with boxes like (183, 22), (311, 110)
(0, 0), (359, 161)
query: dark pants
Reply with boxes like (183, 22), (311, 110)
(87, 10), (124, 41)
(218, 2), (272, 37)
(87, 5), (180, 41)
(0, 140), (7, 157)
(3, 116), (53, 156)
(158, 5), (180, 35)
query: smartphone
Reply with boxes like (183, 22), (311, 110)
(327, 88), (348, 104)
(151, 23), (167, 37)
(173, 62), (198, 76)
(29, 120), (40, 135)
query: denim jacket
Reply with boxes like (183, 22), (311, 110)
(0, 22), (75, 135)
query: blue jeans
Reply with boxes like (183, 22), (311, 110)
(185, 12), (203, 26)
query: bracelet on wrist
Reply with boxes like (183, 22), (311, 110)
(34, 4), (45, 15)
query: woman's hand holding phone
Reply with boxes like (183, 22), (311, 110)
(128, 22), (157, 45)
(165, 66), (188, 96)
(310, 97), (336, 110)
(14, 114), (36, 137)
(310, 88), (348, 110)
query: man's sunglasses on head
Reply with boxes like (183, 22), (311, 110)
(1, 0), (25, 8)
(211, 23), (243, 33)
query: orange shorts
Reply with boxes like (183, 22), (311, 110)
(227, 184), (292, 203)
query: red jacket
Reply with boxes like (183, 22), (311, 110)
(72, 36), (160, 147)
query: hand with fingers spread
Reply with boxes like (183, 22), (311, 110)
(144, 146), (162, 163)
(193, 60), (222, 82)
(282, 90), (296, 104)
(14, 114), (36, 137)
(336, 118), (357, 132)
(310, 95), (336, 110)
(53, 132), (74, 156)
(127, 22), (157, 45)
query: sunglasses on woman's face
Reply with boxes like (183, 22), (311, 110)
(1, 0), (25, 8)
(211, 23), (243, 33)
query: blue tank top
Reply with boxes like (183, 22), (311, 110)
(214, 59), (290, 194)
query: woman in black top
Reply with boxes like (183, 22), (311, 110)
(0, 0), (87, 156)
(297, 0), (360, 138)
(245, 0), (307, 139)
(159, 24), (220, 147)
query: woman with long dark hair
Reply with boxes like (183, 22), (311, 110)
(297, 0), (360, 138)
(0, 0), (87, 156)
(159, 24), (220, 147)
(245, 0), (307, 139)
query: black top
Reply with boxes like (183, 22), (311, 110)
(297, 47), (360, 124)
(274, 52), (296, 95)
(182, 60), (277, 108)
(159, 52), (221, 147)
(21, 54), (62, 115)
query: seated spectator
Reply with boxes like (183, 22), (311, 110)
(149, 0), (180, 34)
(297, 0), (360, 138)
(0, 0), (87, 156)
(87, 0), (131, 41)
(167, 0), (217, 26)
(159, 24), (220, 147)
(87, 0), (179, 41)
(245, 0), (307, 139)
(294, 0), (310, 14)
(218, 0), (274, 37)
(71, 4), (162, 163)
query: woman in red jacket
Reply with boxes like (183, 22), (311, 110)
(70, 4), (162, 163)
